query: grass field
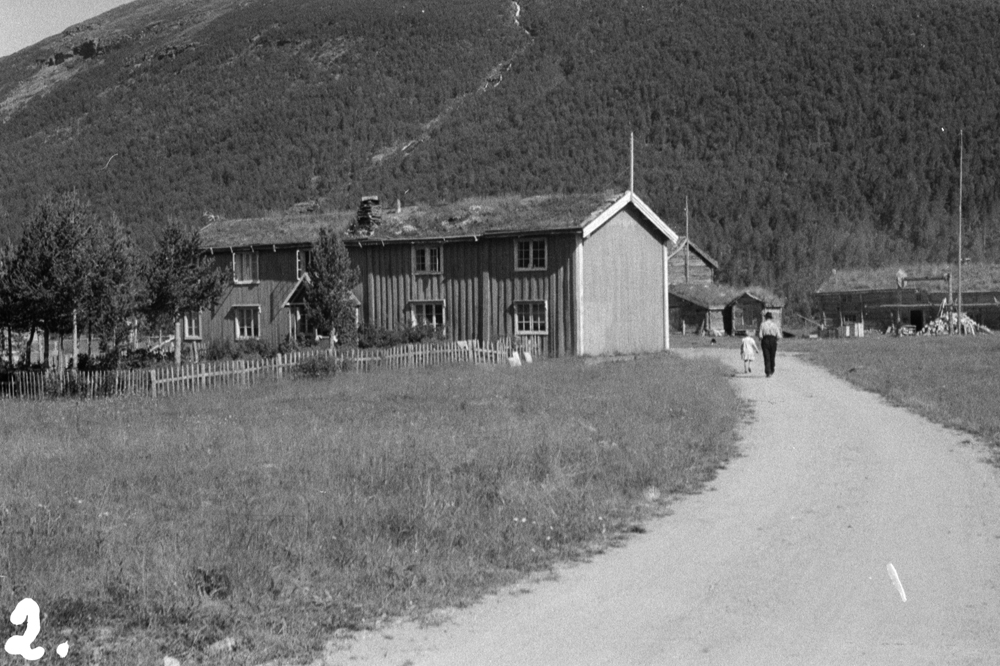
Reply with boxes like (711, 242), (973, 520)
(674, 330), (1000, 460)
(783, 333), (1000, 459)
(0, 353), (742, 665)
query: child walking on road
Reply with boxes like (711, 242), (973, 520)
(740, 334), (760, 374)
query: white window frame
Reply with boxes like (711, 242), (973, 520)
(183, 311), (202, 340)
(234, 306), (261, 340)
(233, 251), (260, 284)
(514, 300), (548, 334)
(296, 249), (311, 280)
(409, 300), (446, 328)
(515, 238), (547, 271)
(413, 244), (443, 275)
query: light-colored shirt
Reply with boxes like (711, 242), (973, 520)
(759, 319), (781, 338)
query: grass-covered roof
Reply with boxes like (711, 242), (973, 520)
(199, 192), (623, 250)
(669, 283), (785, 309)
(816, 264), (1000, 293)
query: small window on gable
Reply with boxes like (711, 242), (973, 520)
(410, 301), (445, 328)
(183, 311), (202, 340)
(514, 301), (547, 334)
(515, 239), (547, 271)
(234, 306), (260, 339)
(413, 245), (442, 274)
(296, 249), (311, 280)
(233, 251), (259, 284)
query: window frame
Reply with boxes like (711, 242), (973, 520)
(514, 238), (547, 271)
(233, 251), (260, 284)
(295, 249), (311, 281)
(183, 311), (202, 340)
(514, 300), (548, 335)
(234, 305), (261, 340)
(409, 300), (446, 329)
(412, 244), (443, 275)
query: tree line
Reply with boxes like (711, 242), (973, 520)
(0, 191), (361, 368)
(0, 192), (225, 368)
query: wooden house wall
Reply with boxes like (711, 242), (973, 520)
(668, 252), (714, 285)
(349, 234), (578, 357)
(668, 299), (715, 334)
(204, 249), (300, 347)
(728, 294), (764, 334)
(579, 208), (666, 355)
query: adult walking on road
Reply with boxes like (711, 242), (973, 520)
(758, 312), (780, 377)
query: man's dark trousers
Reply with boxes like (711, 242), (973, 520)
(761, 335), (778, 376)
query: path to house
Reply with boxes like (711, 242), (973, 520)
(319, 349), (1000, 666)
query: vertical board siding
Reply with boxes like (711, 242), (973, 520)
(351, 235), (577, 357)
(580, 207), (666, 355)
(205, 249), (298, 347)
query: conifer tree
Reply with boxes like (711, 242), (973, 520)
(302, 228), (360, 347)
(141, 223), (226, 363)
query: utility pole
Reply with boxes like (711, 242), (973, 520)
(685, 196), (690, 283)
(958, 129), (964, 334)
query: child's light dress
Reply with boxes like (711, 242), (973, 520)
(740, 336), (759, 361)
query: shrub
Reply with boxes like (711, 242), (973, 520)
(357, 324), (446, 348)
(293, 354), (342, 378)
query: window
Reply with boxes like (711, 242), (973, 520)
(514, 301), (547, 334)
(233, 252), (259, 284)
(234, 306), (260, 339)
(413, 245), (442, 274)
(515, 239), (547, 270)
(183, 311), (202, 340)
(410, 301), (445, 328)
(296, 250), (311, 280)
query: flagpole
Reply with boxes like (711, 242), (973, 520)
(630, 132), (634, 192)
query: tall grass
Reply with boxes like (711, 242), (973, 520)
(787, 334), (1000, 454)
(0, 354), (741, 664)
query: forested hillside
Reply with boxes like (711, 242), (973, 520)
(2, 0), (999, 309)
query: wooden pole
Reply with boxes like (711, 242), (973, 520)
(958, 129), (964, 334)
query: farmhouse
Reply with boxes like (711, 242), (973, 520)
(197, 191), (679, 356)
(814, 263), (1000, 332)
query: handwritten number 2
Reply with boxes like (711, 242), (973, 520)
(5, 598), (45, 661)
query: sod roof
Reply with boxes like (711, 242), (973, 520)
(669, 283), (785, 308)
(816, 263), (1000, 293)
(199, 192), (624, 250)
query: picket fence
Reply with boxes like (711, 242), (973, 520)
(0, 338), (543, 400)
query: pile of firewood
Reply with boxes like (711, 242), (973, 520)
(919, 312), (993, 335)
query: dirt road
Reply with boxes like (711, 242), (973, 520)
(322, 350), (1000, 665)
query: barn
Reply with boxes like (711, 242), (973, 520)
(197, 191), (679, 356)
(814, 264), (1000, 332)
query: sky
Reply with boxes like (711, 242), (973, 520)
(0, 0), (134, 58)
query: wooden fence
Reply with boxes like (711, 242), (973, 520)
(0, 338), (543, 400)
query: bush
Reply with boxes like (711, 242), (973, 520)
(293, 354), (342, 378)
(357, 324), (446, 348)
(205, 338), (284, 361)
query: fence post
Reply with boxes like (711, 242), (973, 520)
(149, 369), (157, 398)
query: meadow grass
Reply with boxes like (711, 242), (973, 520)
(0, 353), (742, 665)
(783, 334), (1000, 457)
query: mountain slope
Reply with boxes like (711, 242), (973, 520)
(2, 0), (999, 308)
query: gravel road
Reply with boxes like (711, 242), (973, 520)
(321, 349), (1000, 665)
